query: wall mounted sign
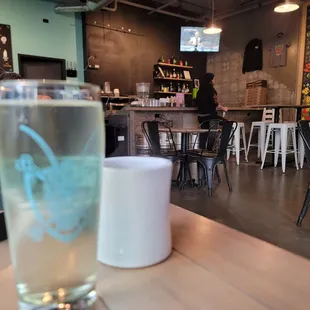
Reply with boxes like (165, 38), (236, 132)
(0, 24), (13, 72)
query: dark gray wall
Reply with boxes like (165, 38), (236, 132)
(207, 5), (301, 110)
(85, 5), (207, 95)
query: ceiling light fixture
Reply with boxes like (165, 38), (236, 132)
(203, 0), (222, 34)
(274, 0), (299, 13)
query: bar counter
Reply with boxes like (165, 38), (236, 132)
(126, 106), (263, 155)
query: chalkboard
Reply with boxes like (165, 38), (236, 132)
(0, 24), (13, 72)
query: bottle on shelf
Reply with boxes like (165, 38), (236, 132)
(179, 60), (183, 66)
(180, 72), (184, 79)
(166, 70), (170, 78)
(185, 84), (190, 93)
(182, 83), (186, 93)
(169, 71), (173, 78)
(160, 84), (164, 91)
(167, 58), (171, 64)
(177, 83), (181, 93)
(170, 56), (177, 65)
(158, 56), (165, 63)
(169, 82), (174, 92)
(184, 60), (188, 66)
(172, 68), (177, 78)
(177, 73), (180, 79)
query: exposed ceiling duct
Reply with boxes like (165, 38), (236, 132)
(215, 0), (279, 20)
(117, 0), (205, 22)
(55, 0), (116, 13)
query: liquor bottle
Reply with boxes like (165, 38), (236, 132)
(169, 71), (173, 78)
(182, 83), (186, 93)
(177, 73), (180, 79)
(177, 83), (181, 93)
(179, 60), (183, 66)
(180, 72), (184, 79)
(172, 68), (177, 78)
(169, 82), (173, 92)
(158, 56), (164, 63)
(173, 56), (177, 64)
(184, 60), (188, 66)
(185, 84), (189, 93)
(167, 58), (171, 64)
(166, 70), (170, 78)
(160, 84), (164, 91)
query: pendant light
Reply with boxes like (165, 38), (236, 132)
(274, 0), (299, 13)
(203, 0), (222, 34)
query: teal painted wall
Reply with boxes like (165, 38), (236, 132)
(0, 0), (84, 81)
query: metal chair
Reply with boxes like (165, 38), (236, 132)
(296, 120), (310, 226)
(141, 120), (192, 187)
(188, 120), (237, 197)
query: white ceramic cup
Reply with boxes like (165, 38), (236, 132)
(98, 156), (173, 268)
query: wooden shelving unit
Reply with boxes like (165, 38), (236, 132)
(154, 77), (192, 82)
(156, 62), (193, 69)
(154, 91), (192, 95)
(153, 61), (194, 106)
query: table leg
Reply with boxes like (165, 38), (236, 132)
(296, 108), (302, 123)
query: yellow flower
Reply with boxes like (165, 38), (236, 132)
(305, 96), (310, 104)
(302, 87), (309, 95)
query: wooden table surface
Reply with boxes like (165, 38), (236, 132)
(249, 104), (304, 109)
(1, 204), (310, 309)
(159, 127), (210, 133)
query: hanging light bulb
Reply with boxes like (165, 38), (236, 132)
(203, 0), (222, 34)
(274, 0), (299, 13)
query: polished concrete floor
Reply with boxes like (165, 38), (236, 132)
(171, 157), (310, 259)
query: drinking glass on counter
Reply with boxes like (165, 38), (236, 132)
(0, 80), (104, 309)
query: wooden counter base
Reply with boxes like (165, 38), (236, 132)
(127, 107), (263, 155)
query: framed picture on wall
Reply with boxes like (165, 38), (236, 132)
(183, 70), (191, 80)
(0, 24), (13, 72)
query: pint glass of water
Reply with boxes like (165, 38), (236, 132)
(0, 80), (104, 309)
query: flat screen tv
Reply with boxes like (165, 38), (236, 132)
(180, 27), (221, 52)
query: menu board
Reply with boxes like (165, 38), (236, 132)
(0, 24), (13, 72)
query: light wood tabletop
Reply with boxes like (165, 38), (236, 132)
(1, 204), (310, 309)
(159, 127), (210, 133)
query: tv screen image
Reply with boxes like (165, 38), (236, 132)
(180, 27), (221, 52)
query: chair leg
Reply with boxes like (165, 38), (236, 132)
(297, 186), (310, 226)
(261, 127), (272, 170)
(206, 165), (214, 197)
(234, 125), (241, 165)
(247, 124), (254, 158)
(186, 161), (194, 187)
(259, 124), (267, 160)
(223, 161), (232, 192)
(292, 128), (299, 171)
(281, 128), (288, 173)
(299, 133), (305, 169)
(241, 126), (248, 162)
(215, 166), (221, 183)
(274, 129), (280, 168)
(227, 148), (231, 160)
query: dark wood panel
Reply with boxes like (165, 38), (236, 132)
(85, 5), (207, 95)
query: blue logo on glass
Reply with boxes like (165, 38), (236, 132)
(15, 125), (100, 243)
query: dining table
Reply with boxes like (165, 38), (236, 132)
(1, 204), (310, 309)
(159, 127), (210, 188)
(249, 104), (305, 123)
